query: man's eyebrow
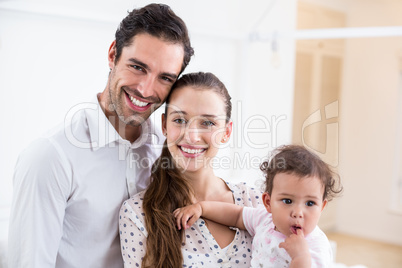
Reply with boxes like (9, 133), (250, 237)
(128, 58), (178, 80)
(161, 72), (178, 80)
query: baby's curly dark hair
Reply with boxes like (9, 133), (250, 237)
(260, 145), (343, 201)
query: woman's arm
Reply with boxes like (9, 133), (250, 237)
(173, 201), (246, 230)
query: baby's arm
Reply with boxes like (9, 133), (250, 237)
(173, 201), (245, 230)
(279, 229), (311, 268)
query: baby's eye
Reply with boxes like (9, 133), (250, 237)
(173, 118), (186, 124)
(306, 201), (316, 206)
(282, 199), (292, 205)
(202, 121), (215, 127)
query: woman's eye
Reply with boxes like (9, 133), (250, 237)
(202, 121), (215, 127)
(306, 201), (315, 206)
(173, 118), (186, 124)
(282, 199), (292, 205)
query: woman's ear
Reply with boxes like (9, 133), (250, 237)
(162, 113), (167, 136)
(221, 120), (233, 143)
(108, 40), (117, 70)
(262, 192), (272, 213)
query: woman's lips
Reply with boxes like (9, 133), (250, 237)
(178, 145), (206, 158)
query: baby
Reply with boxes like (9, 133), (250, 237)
(174, 144), (343, 267)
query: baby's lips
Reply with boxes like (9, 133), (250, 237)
(290, 225), (302, 235)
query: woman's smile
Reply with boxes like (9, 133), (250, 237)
(163, 85), (231, 172)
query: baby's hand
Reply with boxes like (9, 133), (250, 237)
(279, 229), (311, 267)
(173, 203), (202, 230)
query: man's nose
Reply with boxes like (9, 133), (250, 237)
(137, 75), (156, 98)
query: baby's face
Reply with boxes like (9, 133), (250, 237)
(262, 173), (327, 237)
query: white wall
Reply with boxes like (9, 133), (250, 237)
(300, 0), (402, 247)
(335, 0), (402, 246)
(0, 0), (297, 244)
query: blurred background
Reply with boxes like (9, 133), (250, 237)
(0, 0), (401, 267)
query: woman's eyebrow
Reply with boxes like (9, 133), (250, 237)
(169, 110), (186, 115)
(169, 111), (221, 119)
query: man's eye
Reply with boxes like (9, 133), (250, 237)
(306, 201), (315, 207)
(282, 199), (292, 205)
(161, 76), (173, 83)
(131, 65), (143, 72)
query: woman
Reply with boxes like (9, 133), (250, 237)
(119, 72), (261, 267)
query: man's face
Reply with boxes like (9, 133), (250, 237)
(106, 33), (184, 126)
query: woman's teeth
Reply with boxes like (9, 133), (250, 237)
(181, 147), (204, 154)
(129, 95), (148, 107)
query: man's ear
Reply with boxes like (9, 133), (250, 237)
(108, 40), (117, 70)
(162, 113), (167, 136)
(262, 192), (272, 213)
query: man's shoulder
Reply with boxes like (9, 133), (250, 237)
(19, 137), (63, 164)
(19, 101), (94, 163)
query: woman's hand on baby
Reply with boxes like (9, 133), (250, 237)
(279, 229), (311, 268)
(173, 203), (202, 230)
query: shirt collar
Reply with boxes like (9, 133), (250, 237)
(85, 94), (157, 151)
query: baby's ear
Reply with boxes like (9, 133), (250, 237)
(321, 199), (328, 211)
(262, 192), (272, 213)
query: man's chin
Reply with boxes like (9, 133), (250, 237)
(123, 115), (148, 127)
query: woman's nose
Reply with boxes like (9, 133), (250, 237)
(184, 125), (201, 143)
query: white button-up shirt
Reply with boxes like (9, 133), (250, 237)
(8, 95), (164, 268)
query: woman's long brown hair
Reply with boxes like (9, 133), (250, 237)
(141, 72), (232, 267)
(142, 142), (193, 267)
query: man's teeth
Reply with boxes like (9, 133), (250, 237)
(129, 95), (148, 107)
(181, 147), (204, 154)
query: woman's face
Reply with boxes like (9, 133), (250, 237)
(162, 86), (232, 173)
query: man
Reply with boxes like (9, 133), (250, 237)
(8, 3), (194, 267)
